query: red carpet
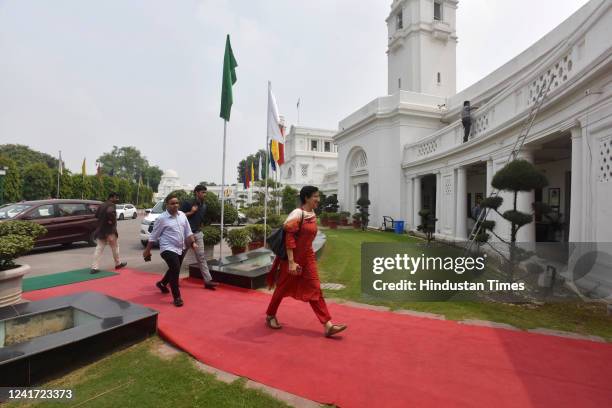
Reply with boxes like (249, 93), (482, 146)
(25, 269), (612, 408)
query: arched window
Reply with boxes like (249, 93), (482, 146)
(351, 150), (368, 173)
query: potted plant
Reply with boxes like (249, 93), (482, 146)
(352, 213), (362, 229)
(339, 211), (350, 226)
(356, 197), (371, 231)
(0, 220), (47, 306)
(320, 212), (329, 227)
(327, 212), (340, 229)
(225, 227), (250, 255)
(246, 224), (271, 250)
(202, 226), (221, 259)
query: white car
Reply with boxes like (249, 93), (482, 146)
(116, 203), (138, 220)
(140, 201), (164, 246)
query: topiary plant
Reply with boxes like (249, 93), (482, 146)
(0, 220), (47, 270)
(417, 209), (437, 243)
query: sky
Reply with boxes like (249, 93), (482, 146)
(0, 0), (590, 187)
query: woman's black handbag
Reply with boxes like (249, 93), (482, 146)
(266, 211), (304, 260)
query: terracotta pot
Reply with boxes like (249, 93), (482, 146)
(0, 264), (30, 306)
(321, 219), (329, 227)
(340, 219), (348, 226)
(328, 221), (338, 229)
(231, 246), (247, 255)
(248, 241), (264, 251)
(352, 221), (361, 229)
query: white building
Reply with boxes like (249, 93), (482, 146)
(281, 125), (338, 194)
(154, 169), (193, 202)
(333, 0), (611, 247)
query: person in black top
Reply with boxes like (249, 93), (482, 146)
(461, 100), (479, 143)
(90, 192), (127, 274)
(181, 185), (218, 290)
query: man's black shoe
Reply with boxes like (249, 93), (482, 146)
(173, 298), (184, 307)
(90, 269), (100, 274)
(115, 262), (127, 270)
(156, 281), (169, 294)
(204, 281), (219, 290)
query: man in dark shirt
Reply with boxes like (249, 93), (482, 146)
(90, 192), (127, 274)
(461, 100), (479, 143)
(181, 185), (218, 290)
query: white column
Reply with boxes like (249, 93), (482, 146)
(569, 127), (583, 242)
(405, 176), (414, 229)
(486, 159), (494, 197)
(413, 176), (421, 228)
(435, 172), (442, 233)
(455, 167), (467, 240)
(516, 148), (536, 242)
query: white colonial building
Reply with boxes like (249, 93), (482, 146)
(154, 169), (194, 202)
(281, 125), (338, 194)
(333, 0), (612, 251)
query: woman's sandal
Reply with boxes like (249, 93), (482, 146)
(266, 315), (282, 329)
(325, 324), (348, 338)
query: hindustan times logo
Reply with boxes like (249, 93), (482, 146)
(372, 253), (487, 275)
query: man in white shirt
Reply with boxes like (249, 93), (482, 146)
(143, 193), (197, 307)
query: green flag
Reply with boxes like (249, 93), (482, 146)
(220, 34), (238, 121)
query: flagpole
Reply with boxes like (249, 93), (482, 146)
(57, 150), (61, 199)
(263, 81), (271, 248)
(136, 175), (141, 207)
(220, 120), (228, 264)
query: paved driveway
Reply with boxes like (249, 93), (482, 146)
(20, 217), (232, 278)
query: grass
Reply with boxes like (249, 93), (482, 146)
(318, 227), (612, 341)
(7, 337), (290, 408)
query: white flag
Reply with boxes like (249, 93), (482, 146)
(267, 82), (283, 142)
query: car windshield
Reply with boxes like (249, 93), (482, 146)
(151, 201), (164, 214)
(0, 204), (32, 219)
(116, 205), (125, 209)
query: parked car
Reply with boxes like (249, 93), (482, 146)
(236, 211), (247, 225)
(140, 201), (164, 247)
(116, 203), (137, 220)
(0, 199), (102, 247)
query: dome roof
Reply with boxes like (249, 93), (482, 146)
(163, 169), (179, 178)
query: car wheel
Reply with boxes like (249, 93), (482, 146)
(141, 240), (148, 247)
(88, 232), (97, 247)
(132, 212), (138, 219)
(119, 213), (125, 220)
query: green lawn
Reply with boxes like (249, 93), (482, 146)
(318, 228), (612, 341)
(8, 337), (290, 408)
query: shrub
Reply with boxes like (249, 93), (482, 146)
(246, 224), (272, 242)
(327, 212), (340, 222)
(320, 212), (329, 222)
(339, 211), (350, 221)
(202, 226), (221, 246)
(244, 206), (264, 220)
(0, 220), (47, 270)
(225, 228), (250, 249)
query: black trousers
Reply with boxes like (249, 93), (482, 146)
(462, 118), (471, 142)
(160, 250), (185, 299)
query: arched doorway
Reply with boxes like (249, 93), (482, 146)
(346, 148), (369, 212)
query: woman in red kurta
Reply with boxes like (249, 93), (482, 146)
(266, 186), (347, 338)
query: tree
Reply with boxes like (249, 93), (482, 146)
(281, 185), (298, 213)
(0, 156), (22, 203)
(198, 181), (218, 186)
(236, 149), (266, 183)
(97, 146), (162, 191)
(0, 144), (60, 172)
(71, 174), (93, 200)
(323, 194), (339, 213)
(51, 169), (75, 199)
(417, 209), (438, 243)
(477, 160), (548, 279)
(22, 163), (53, 200)
(356, 197), (370, 231)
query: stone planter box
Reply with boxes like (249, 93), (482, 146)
(0, 264), (30, 307)
(328, 221), (338, 229)
(204, 245), (215, 260)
